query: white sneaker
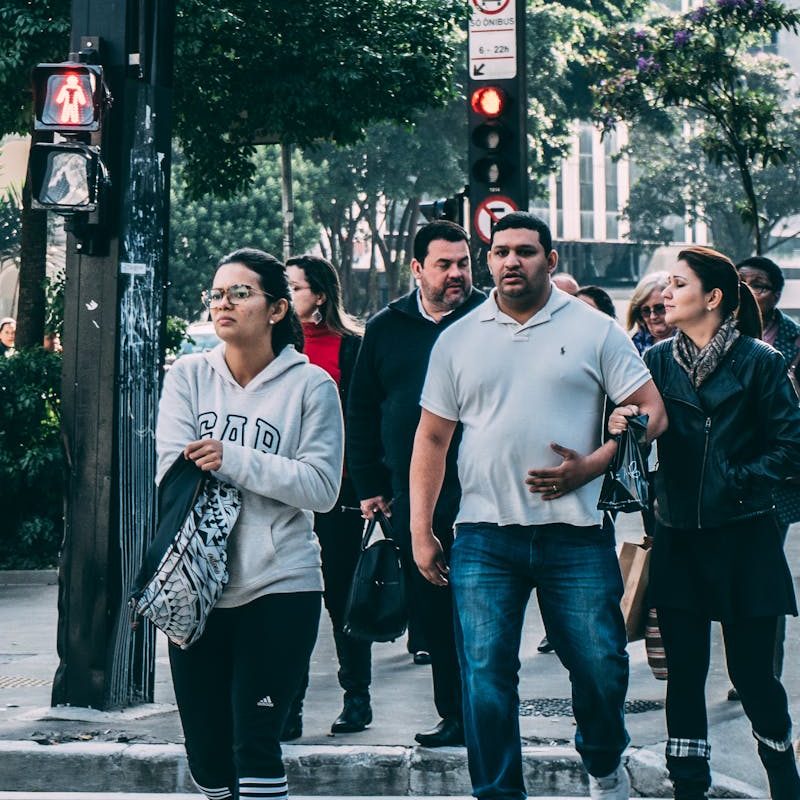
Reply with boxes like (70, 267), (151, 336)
(588, 764), (631, 800)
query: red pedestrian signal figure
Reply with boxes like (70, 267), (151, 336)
(44, 73), (93, 127)
(54, 74), (88, 124)
(33, 63), (104, 131)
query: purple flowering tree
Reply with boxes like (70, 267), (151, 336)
(591, 0), (800, 254)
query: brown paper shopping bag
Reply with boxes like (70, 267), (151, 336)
(618, 539), (651, 642)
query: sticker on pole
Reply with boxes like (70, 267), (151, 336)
(473, 196), (518, 244)
(469, 0), (516, 80)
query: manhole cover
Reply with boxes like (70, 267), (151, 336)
(0, 675), (52, 688)
(519, 698), (663, 717)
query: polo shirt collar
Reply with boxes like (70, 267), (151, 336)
(479, 285), (571, 330)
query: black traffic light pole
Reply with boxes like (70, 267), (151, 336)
(52, 0), (175, 709)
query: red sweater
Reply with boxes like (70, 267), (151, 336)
(302, 322), (342, 386)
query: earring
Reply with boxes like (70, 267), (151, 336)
(269, 319), (276, 325)
(311, 307), (323, 325)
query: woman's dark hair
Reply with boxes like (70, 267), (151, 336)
(285, 254), (363, 337)
(576, 285), (616, 319)
(216, 247), (304, 353)
(678, 246), (762, 339)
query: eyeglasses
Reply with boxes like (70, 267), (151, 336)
(744, 283), (774, 296)
(640, 303), (666, 318)
(202, 284), (273, 308)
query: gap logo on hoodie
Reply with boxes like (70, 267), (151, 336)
(197, 411), (281, 454)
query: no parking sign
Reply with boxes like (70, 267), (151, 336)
(472, 195), (518, 244)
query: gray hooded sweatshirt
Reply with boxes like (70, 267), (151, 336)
(156, 344), (344, 608)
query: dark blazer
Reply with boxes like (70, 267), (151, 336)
(645, 335), (800, 529)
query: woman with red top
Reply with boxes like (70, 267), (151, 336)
(281, 254), (369, 739)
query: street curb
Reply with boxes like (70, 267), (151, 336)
(0, 741), (765, 797)
(0, 570), (57, 586)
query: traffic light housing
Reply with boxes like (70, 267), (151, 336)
(28, 60), (111, 217)
(28, 142), (106, 213)
(33, 63), (107, 132)
(468, 81), (527, 243)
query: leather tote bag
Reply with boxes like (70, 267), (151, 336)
(343, 510), (407, 643)
(129, 455), (241, 649)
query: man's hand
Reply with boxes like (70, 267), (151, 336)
(608, 404), (639, 436)
(359, 495), (392, 520)
(525, 442), (596, 500)
(184, 439), (223, 472)
(413, 531), (449, 586)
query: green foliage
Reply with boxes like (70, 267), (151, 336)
(164, 315), (188, 358)
(44, 266), (64, 337)
(525, 0), (650, 193)
(591, 0), (800, 253)
(168, 145), (320, 319)
(0, 185), (21, 259)
(624, 104), (800, 261)
(0, 0), (70, 136)
(173, 0), (470, 198)
(0, 348), (64, 568)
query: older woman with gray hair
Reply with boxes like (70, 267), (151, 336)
(627, 271), (675, 354)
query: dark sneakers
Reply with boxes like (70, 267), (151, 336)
(414, 716), (465, 747)
(330, 694), (373, 734)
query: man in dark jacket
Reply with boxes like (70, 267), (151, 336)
(347, 220), (485, 746)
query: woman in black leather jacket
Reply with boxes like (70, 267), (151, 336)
(610, 246), (800, 800)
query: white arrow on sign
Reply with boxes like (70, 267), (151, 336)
(469, 0), (517, 81)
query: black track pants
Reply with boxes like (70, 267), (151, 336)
(169, 591), (321, 800)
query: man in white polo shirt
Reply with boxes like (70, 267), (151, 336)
(409, 212), (667, 800)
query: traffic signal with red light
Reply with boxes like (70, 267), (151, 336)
(468, 80), (526, 238)
(28, 60), (111, 216)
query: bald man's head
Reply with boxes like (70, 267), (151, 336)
(551, 273), (579, 295)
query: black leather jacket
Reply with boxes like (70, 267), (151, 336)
(644, 335), (800, 530)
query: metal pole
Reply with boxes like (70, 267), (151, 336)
(52, 0), (175, 710)
(281, 143), (295, 260)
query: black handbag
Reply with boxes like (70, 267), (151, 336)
(598, 413), (650, 513)
(343, 511), (407, 643)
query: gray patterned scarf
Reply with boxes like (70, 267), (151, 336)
(672, 316), (740, 389)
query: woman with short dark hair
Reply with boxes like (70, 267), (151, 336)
(157, 247), (344, 800)
(610, 246), (800, 799)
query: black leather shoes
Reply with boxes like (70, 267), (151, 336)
(414, 717), (465, 747)
(330, 694), (372, 734)
(413, 650), (432, 665)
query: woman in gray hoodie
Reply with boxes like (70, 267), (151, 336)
(156, 248), (344, 800)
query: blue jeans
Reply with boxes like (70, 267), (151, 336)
(450, 522), (630, 800)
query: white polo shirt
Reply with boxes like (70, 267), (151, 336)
(420, 287), (651, 528)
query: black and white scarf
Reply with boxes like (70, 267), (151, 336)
(672, 316), (740, 390)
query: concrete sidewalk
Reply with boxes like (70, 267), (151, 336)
(0, 514), (797, 796)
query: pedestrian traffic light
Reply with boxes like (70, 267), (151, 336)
(28, 142), (106, 213)
(28, 60), (111, 215)
(32, 63), (107, 132)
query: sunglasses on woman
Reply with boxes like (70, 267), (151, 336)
(202, 284), (274, 308)
(640, 303), (666, 318)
